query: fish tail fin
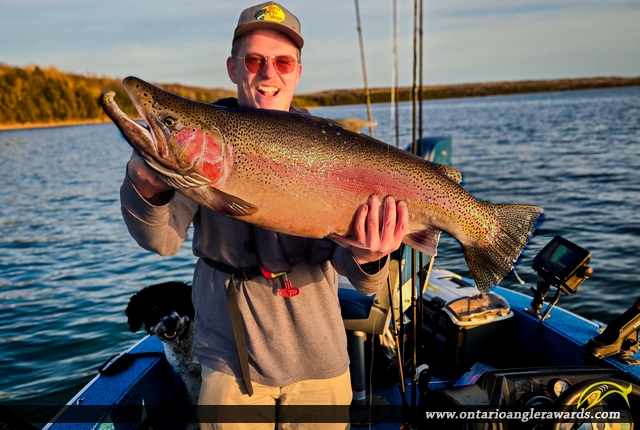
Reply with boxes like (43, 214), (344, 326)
(463, 203), (544, 294)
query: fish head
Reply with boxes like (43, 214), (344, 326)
(106, 76), (233, 189)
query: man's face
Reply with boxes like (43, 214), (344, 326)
(227, 29), (302, 111)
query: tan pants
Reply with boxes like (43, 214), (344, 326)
(198, 365), (352, 430)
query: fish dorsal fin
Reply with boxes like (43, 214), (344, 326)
(434, 165), (463, 184)
(402, 228), (442, 256)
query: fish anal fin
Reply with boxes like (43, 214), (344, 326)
(327, 233), (368, 250)
(402, 228), (442, 256)
(435, 164), (463, 184)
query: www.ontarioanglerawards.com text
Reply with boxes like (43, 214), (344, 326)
(425, 408), (621, 423)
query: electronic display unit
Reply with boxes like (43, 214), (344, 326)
(532, 236), (592, 295)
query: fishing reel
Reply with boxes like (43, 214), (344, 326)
(526, 236), (593, 319)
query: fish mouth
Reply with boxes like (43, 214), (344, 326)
(100, 90), (158, 159)
(121, 77), (171, 159)
(101, 80), (178, 182)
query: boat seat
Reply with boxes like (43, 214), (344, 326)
(338, 288), (375, 321)
(338, 258), (403, 336)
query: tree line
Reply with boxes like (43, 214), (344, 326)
(0, 64), (235, 127)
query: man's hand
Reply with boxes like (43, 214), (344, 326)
(350, 195), (409, 265)
(127, 150), (172, 205)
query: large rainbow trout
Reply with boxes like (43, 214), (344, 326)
(102, 77), (543, 293)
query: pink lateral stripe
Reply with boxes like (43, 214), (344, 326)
(242, 151), (425, 200)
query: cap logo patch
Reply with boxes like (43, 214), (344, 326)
(254, 5), (285, 23)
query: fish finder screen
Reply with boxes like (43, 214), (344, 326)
(533, 236), (590, 284)
(540, 243), (575, 271)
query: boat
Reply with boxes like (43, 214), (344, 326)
(28, 136), (640, 430)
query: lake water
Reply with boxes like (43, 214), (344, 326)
(1, 86), (639, 424)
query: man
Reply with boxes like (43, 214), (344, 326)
(121, 2), (408, 429)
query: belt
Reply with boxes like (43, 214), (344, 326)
(202, 257), (263, 281)
(201, 257), (256, 396)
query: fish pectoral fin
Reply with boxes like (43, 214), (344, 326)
(402, 228), (442, 257)
(202, 187), (259, 216)
(434, 165), (463, 184)
(326, 233), (369, 250)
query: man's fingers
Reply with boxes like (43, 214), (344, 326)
(127, 150), (173, 201)
(380, 196), (397, 245)
(350, 194), (409, 264)
(394, 201), (409, 244)
(365, 195), (381, 250)
(352, 203), (369, 245)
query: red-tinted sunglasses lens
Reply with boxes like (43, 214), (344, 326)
(243, 54), (297, 74)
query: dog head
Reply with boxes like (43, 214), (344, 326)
(125, 281), (195, 343)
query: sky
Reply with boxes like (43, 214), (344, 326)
(1, 0), (638, 94)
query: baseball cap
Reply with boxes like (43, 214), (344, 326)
(234, 2), (304, 49)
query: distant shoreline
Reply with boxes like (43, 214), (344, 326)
(293, 76), (640, 107)
(0, 118), (111, 132)
(2, 76), (639, 132)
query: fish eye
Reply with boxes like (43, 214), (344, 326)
(163, 116), (177, 127)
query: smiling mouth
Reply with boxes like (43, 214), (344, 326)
(257, 85), (279, 97)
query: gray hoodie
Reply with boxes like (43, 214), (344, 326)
(120, 175), (389, 387)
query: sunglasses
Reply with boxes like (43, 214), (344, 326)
(234, 53), (299, 75)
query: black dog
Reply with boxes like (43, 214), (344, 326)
(126, 281), (201, 406)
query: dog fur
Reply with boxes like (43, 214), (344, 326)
(126, 281), (202, 406)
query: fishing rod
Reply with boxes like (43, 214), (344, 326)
(354, 0), (375, 137)
(391, 0), (400, 148)
(409, 0), (425, 428)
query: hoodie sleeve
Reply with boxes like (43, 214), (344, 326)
(331, 246), (390, 296)
(120, 172), (199, 256)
